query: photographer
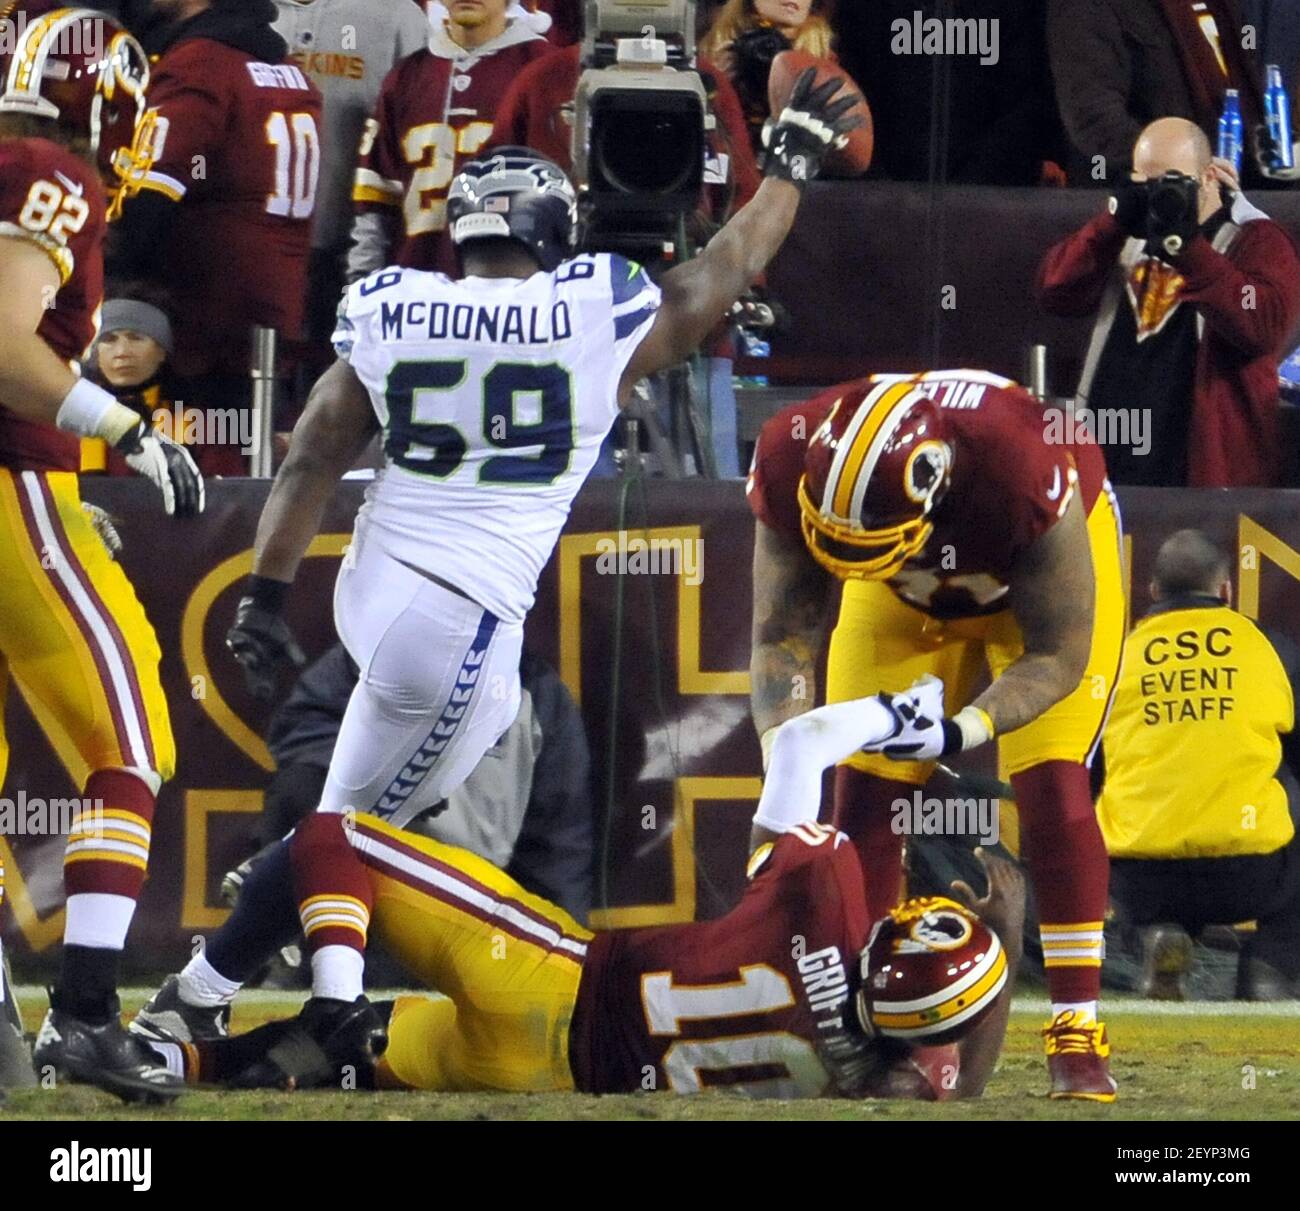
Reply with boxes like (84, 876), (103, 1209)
(1036, 117), (1300, 487)
(699, 0), (837, 154)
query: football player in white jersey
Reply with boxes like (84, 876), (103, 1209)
(132, 71), (864, 1057)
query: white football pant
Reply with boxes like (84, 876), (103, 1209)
(320, 522), (524, 829)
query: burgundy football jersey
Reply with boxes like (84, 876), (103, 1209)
(569, 824), (884, 1098)
(353, 39), (555, 276)
(134, 41), (323, 375)
(747, 370), (1111, 620)
(0, 138), (106, 471)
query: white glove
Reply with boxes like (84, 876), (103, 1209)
(118, 423), (205, 517)
(866, 674), (948, 761)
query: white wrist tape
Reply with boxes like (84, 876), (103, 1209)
(952, 705), (995, 752)
(56, 377), (139, 445)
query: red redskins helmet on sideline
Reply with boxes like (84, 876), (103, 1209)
(798, 378), (954, 580)
(0, 4), (149, 180)
(855, 896), (1008, 1044)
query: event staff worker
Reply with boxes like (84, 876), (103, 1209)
(1097, 530), (1300, 1000)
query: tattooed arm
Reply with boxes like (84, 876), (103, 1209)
(970, 491), (1095, 735)
(749, 519), (836, 850)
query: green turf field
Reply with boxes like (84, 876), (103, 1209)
(4, 989), (1297, 1121)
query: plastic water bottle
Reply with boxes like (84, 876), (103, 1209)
(1264, 65), (1294, 170)
(734, 329), (769, 389)
(1217, 89), (1243, 173)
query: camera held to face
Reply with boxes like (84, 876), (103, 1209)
(1110, 170), (1204, 262)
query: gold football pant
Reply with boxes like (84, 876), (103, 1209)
(827, 485), (1126, 787)
(0, 470), (174, 917)
(0, 470), (175, 787)
(345, 814), (592, 1092)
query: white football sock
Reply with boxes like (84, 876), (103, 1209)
(64, 893), (135, 950)
(310, 945), (364, 1002)
(177, 951), (243, 1007)
(1052, 1000), (1098, 1023)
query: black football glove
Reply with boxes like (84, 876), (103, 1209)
(226, 581), (306, 702)
(115, 420), (205, 517)
(762, 66), (865, 187)
(1107, 179), (1149, 239)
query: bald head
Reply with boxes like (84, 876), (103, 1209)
(1151, 530), (1231, 601)
(1133, 118), (1213, 181)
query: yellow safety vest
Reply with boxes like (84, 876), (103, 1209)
(1098, 601), (1296, 858)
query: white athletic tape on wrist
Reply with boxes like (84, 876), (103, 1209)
(952, 705), (995, 752)
(56, 377), (139, 444)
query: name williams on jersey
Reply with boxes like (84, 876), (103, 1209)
(378, 299), (574, 345)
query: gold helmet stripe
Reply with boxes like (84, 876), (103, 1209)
(871, 943), (1009, 1035)
(826, 380), (914, 521)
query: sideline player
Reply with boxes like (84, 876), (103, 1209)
(145, 693), (1027, 1101)
(747, 369), (1125, 1101)
(131, 73), (864, 1051)
(348, 0), (555, 279)
(0, 4), (203, 1099)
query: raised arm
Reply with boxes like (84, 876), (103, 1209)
(618, 69), (863, 403)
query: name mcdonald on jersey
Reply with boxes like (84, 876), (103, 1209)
(379, 299), (574, 346)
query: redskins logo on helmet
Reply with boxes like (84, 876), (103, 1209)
(0, 5), (149, 180)
(855, 896), (1008, 1044)
(797, 378), (954, 581)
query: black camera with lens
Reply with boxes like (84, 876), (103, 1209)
(1144, 170), (1202, 259)
(573, 0), (708, 260)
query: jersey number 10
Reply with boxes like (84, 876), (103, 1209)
(265, 111), (321, 220)
(384, 358), (575, 485)
(641, 965), (828, 1098)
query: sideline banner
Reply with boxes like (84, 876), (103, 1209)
(3, 480), (1298, 968)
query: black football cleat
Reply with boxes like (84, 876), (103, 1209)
(33, 994), (184, 1104)
(130, 974), (230, 1044)
(232, 995), (388, 1091)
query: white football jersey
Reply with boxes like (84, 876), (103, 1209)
(334, 253), (662, 622)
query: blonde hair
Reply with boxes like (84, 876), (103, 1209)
(700, 0), (836, 62)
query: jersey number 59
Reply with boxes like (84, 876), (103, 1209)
(384, 358), (575, 485)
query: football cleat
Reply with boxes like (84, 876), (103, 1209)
(1043, 1010), (1118, 1102)
(1136, 925), (1193, 1000)
(130, 974), (231, 1045)
(798, 379), (954, 581)
(33, 994), (183, 1104)
(230, 995), (388, 1091)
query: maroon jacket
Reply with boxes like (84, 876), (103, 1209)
(1036, 199), (1300, 487)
